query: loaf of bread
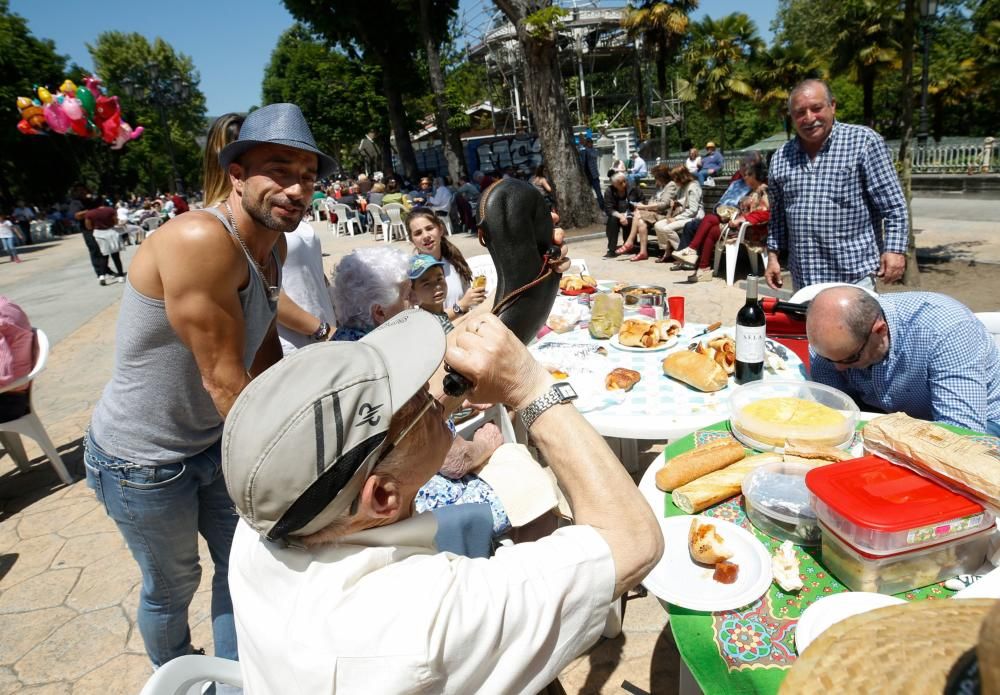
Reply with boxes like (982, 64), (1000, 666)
(672, 453), (783, 513)
(655, 439), (746, 491)
(662, 350), (730, 392)
(862, 413), (1000, 509)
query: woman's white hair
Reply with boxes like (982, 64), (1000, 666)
(331, 247), (411, 330)
(611, 172), (627, 184)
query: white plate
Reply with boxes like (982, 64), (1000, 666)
(643, 515), (773, 612)
(794, 592), (906, 654)
(610, 334), (679, 353)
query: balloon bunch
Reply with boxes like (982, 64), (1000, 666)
(16, 76), (144, 149)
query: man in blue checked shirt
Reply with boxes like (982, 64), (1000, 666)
(765, 79), (908, 291)
(807, 287), (1000, 436)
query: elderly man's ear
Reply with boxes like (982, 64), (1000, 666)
(358, 474), (404, 521)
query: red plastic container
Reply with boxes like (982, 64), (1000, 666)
(806, 455), (994, 556)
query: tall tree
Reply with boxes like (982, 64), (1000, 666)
(283, 0), (422, 180)
(492, 1), (599, 228)
(830, 0), (901, 128)
(88, 32), (207, 195)
(262, 24), (387, 173)
(683, 14), (762, 150)
(621, 0), (699, 97)
(415, 0), (467, 180)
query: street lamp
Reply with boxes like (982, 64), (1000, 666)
(120, 61), (192, 195)
(917, 0), (938, 146)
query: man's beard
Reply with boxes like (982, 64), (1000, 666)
(242, 193), (303, 233)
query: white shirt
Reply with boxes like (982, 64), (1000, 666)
(441, 257), (466, 310)
(277, 222), (336, 354)
(684, 156), (702, 175)
(116, 206), (129, 225)
(0, 221), (15, 239)
(230, 517), (614, 695)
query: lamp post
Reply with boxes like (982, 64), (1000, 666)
(121, 61), (191, 195)
(917, 0), (938, 147)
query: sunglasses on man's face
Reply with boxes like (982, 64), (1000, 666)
(824, 315), (880, 365)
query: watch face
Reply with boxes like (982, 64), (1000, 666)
(554, 382), (577, 400)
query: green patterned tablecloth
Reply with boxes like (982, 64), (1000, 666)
(661, 420), (998, 694)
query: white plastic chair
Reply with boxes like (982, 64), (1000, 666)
(0, 329), (73, 485)
(383, 204), (407, 243)
(454, 404), (517, 443)
(975, 312), (1000, 349)
(434, 207), (454, 236)
(138, 654), (243, 695)
(329, 204), (360, 237)
(713, 221), (767, 287)
(140, 217), (161, 241)
(466, 254), (497, 294)
(366, 203), (390, 241)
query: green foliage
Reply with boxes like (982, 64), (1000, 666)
(262, 24), (386, 169)
(87, 31), (208, 194)
(523, 6), (570, 40)
(622, 0), (699, 93)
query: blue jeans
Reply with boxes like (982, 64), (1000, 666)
(1, 237), (16, 258)
(84, 432), (238, 667)
(696, 169), (716, 185)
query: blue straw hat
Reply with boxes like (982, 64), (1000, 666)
(218, 103), (336, 178)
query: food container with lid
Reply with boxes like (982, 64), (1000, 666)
(806, 456), (995, 556)
(728, 380), (859, 452)
(742, 461), (821, 545)
(818, 520), (992, 594)
(618, 285), (665, 308)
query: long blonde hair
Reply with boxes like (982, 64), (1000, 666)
(202, 113), (245, 207)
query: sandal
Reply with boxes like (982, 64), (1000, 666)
(629, 252), (648, 262)
(615, 243), (634, 255)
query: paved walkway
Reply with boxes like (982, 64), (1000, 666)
(0, 200), (996, 693)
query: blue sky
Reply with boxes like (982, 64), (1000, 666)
(12, 1), (777, 116)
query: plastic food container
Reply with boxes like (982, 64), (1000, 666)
(742, 461), (820, 545)
(806, 456), (995, 556)
(819, 520), (992, 594)
(728, 380), (859, 452)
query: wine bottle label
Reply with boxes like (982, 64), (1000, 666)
(736, 325), (765, 362)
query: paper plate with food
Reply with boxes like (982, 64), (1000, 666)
(611, 317), (682, 352)
(559, 274), (598, 295)
(642, 515), (773, 611)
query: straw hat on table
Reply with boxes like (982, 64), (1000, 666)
(780, 599), (1000, 694)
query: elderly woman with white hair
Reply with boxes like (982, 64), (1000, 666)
(602, 172), (642, 258)
(329, 246), (512, 536)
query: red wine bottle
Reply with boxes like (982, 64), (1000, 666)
(735, 275), (766, 384)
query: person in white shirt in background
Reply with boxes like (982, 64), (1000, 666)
(684, 147), (702, 175)
(0, 213), (24, 263)
(275, 220), (337, 353)
(116, 201), (130, 226)
(224, 310), (663, 694)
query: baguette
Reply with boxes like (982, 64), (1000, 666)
(862, 413), (1000, 509)
(655, 439), (746, 491)
(662, 350), (729, 392)
(672, 453), (783, 513)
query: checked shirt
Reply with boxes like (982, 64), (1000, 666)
(767, 122), (908, 289)
(811, 292), (1000, 432)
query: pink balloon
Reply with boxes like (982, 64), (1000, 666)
(130, 125), (144, 140)
(62, 97), (83, 121)
(43, 102), (70, 134)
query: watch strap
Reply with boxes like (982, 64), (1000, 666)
(519, 382), (577, 430)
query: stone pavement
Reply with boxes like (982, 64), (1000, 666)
(0, 200), (995, 693)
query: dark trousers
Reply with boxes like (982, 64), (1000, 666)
(82, 230), (123, 277)
(16, 221), (31, 245)
(589, 177), (604, 207)
(605, 215), (628, 253)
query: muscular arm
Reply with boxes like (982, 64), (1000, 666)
(158, 220), (253, 417)
(277, 290), (326, 337)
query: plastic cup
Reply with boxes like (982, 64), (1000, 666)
(667, 296), (685, 326)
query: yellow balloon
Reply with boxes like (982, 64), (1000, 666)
(59, 79), (77, 96)
(37, 86), (53, 104)
(16, 96), (32, 112)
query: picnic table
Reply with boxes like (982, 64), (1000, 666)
(637, 419), (999, 694)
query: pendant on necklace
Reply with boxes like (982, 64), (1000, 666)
(266, 285), (280, 303)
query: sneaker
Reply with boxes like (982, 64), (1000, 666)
(691, 267), (714, 282)
(98, 275), (107, 286)
(672, 248), (698, 264)
(116, 276), (125, 284)
(705, 176), (716, 187)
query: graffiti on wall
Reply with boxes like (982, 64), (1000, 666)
(475, 135), (543, 173)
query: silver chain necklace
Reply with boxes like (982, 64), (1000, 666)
(224, 202), (279, 302)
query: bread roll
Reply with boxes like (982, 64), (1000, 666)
(662, 350), (729, 392)
(606, 368), (641, 392)
(689, 517), (733, 564)
(655, 319), (682, 342)
(619, 318), (653, 347)
(655, 439), (746, 491)
(672, 453), (783, 513)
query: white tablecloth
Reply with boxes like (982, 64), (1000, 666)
(530, 321), (807, 442)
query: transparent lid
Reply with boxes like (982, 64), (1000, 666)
(742, 460), (817, 525)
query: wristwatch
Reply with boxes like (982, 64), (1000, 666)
(310, 321), (330, 341)
(452, 303), (466, 316)
(519, 382), (578, 430)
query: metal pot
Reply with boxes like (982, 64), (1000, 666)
(619, 285), (666, 307)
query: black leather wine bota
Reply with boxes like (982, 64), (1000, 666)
(477, 178), (562, 343)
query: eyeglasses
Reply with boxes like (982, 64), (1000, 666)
(825, 315), (881, 365)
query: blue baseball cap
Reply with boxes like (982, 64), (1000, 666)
(409, 254), (445, 280)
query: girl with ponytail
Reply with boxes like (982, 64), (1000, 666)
(406, 207), (485, 321)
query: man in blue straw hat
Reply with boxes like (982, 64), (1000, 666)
(84, 103), (336, 671)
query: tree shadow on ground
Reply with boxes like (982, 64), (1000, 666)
(0, 436), (84, 521)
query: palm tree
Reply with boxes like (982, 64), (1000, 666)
(622, 0), (699, 96)
(830, 0), (901, 128)
(754, 44), (826, 139)
(683, 13), (763, 150)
